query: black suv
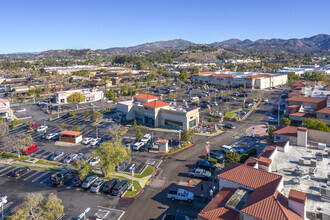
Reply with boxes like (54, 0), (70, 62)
(111, 180), (130, 196)
(10, 167), (30, 177)
(102, 178), (119, 194)
(50, 169), (74, 187)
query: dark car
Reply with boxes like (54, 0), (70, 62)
(162, 214), (190, 220)
(200, 103), (208, 108)
(40, 132), (48, 139)
(102, 178), (120, 194)
(111, 180), (130, 196)
(196, 160), (215, 170)
(10, 167), (30, 177)
(72, 175), (84, 187)
(50, 169), (74, 187)
(52, 134), (60, 141)
(224, 123), (235, 129)
(208, 152), (225, 163)
(63, 113), (70, 118)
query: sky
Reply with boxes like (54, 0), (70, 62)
(0, 0), (329, 54)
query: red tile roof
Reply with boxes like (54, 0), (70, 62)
(143, 100), (170, 108)
(217, 163), (282, 189)
(259, 145), (276, 158)
(134, 93), (158, 100)
(289, 112), (316, 118)
(193, 71), (214, 76)
(245, 74), (272, 79)
(289, 91), (304, 95)
(198, 188), (239, 220)
(59, 130), (82, 136)
(286, 96), (326, 103)
(316, 107), (330, 114)
(287, 104), (301, 108)
(324, 85), (330, 89)
(274, 126), (298, 137)
(257, 156), (272, 166)
(244, 157), (258, 167)
(155, 139), (168, 143)
(297, 127), (308, 131)
(211, 74), (236, 78)
(289, 189), (307, 204)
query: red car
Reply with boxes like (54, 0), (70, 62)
(28, 124), (40, 130)
(22, 145), (37, 155)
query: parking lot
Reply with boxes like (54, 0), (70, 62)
(0, 164), (132, 219)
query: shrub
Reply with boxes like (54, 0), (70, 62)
(239, 148), (257, 163)
(207, 157), (217, 164)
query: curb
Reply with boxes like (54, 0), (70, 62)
(122, 186), (143, 199)
(150, 144), (194, 156)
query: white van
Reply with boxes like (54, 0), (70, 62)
(221, 145), (233, 153)
(190, 97), (199, 102)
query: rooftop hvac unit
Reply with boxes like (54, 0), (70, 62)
(314, 207), (330, 220)
(320, 185), (330, 201)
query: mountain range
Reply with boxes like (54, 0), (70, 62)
(4, 34), (329, 59)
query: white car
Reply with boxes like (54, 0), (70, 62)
(37, 125), (48, 132)
(90, 138), (100, 146)
(16, 108), (26, 113)
(141, 134), (151, 143)
(82, 137), (93, 145)
(89, 157), (100, 166)
(133, 142), (144, 151)
(63, 154), (78, 164)
(267, 117), (278, 123)
(211, 102), (218, 106)
(46, 133), (58, 140)
(264, 99), (269, 102)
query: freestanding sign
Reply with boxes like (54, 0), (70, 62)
(132, 169), (135, 191)
(206, 145), (210, 154)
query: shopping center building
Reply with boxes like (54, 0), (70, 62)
(117, 93), (199, 130)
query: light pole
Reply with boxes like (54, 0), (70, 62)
(0, 196), (7, 220)
(57, 105), (61, 118)
(206, 141), (210, 158)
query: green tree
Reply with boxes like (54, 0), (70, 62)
(0, 116), (4, 124)
(25, 120), (34, 128)
(267, 125), (276, 143)
(201, 116), (205, 123)
(190, 66), (200, 74)
(178, 72), (189, 80)
(8, 193), (64, 220)
(92, 140), (131, 177)
(156, 80), (163, 88)
(57, 122), (68, 131)
(136, 128), (142, 140)
(91, 111), (103, 122)
(67, 92), (85, 109)
(72, 125), (80, 132)
(132, 119), (137, 129)
(77, 159), (92, 181)
(303, 118), (330, 132)
(208, 117), (213, 123)
(225, 151), (241, 165)
(181, 129), (194, 142)
(83, 110), (89, 118)
(69, 111), (76, 118)
(280, 117), (291, 126)
(167, 93), (177, 99)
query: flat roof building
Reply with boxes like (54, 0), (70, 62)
(54, 88), (104, 104)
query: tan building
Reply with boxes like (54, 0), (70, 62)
(117, 93), (199, 130)
(0, 98), (13, 120)
(54, 88), (104, 104)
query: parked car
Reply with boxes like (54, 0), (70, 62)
(141, 134), (151, 143)
(90, 138), (100, 146)
(167, 189), (194, 202)
(102, 178), (120, 194)
(116, 162), (127, 172)
(177, 99), (185, 102)
(82, 153), (92, 163)
(221, 145), (233, 153)
(16, 108), (26, 113)
(196, 160), (215, 171)
(46, 133), (58, 140)
(264, 98), (269, 102)
(237, 110), (247, 115)
(63, 154), (78, 164)
(211, 102), (218, 106)
(72, 174), (90, 187)
(37, 125), (48, 132)
(50, 169), (74, 187)
(10, 167), (30, 177)
(162, 214), (190, 220)
(188, 168), (211, 180)
(224, 123), (235, 129)
(40, 132), (48, 139)
(27, 124), (40, 130)
(133, 142), (144, 151)
(22, 145), (37, 155)
(81, 175), (99, 189)
(208, 152), (225, 163)
(52, 134), (60, 141)
(232, 146), (245, 154)
(90, 179), (106, 193)
(82, 137), (93, 145)
(89, 157), (100, 166)
(48, 151), (64, 161)
(267, 117), (278, 123)
(111, 180), (130, 196)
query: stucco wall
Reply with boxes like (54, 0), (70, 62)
(307, 129), (330, 145)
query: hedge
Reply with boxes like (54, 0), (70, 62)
(239, 148), (257, 164)
(207, 158), (217, 164)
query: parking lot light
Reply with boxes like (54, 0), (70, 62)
(0, 196), (7, 220)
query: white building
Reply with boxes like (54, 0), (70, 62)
(54, 89), (104, 104)
(0, 98), (13, 120)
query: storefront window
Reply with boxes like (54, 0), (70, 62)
(164, 119), (183, 130)
(189, 119), (197, 128)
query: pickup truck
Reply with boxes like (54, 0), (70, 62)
(167, 189), (194, 202)
(188, 168), (211, 180)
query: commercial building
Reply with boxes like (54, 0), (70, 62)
(117, 93), (199, 130)
(54, 88), (104, 104)
(192, 71), (287, 89)
(0, 98), (13, 120)
(198, 162), (305, 220)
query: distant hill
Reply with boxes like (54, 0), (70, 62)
(98, 39), (196, 53)
(7, 34), (329, 59)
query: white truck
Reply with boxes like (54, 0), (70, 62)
(167, 189), (194, 202)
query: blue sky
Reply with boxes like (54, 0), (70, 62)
(0, 0), (329, 53)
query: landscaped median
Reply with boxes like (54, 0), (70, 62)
(150, 141), (194, 155)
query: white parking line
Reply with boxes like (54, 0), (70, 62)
(31, 171), (49, 182)
(0, 201), (13, 214)
(0, 167), (17, 176)
(4, 204), (21, 217)
(23, 171), (41, 181)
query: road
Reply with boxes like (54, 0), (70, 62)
(122, 89), (282, 220)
